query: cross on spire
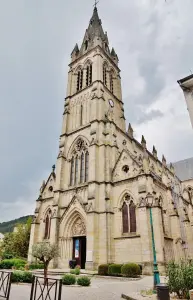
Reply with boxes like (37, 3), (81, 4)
(93, 0), (99, 8)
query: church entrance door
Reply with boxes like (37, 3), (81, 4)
(72, 236), (86, 269)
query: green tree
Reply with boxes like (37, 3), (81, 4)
(0, 217), (32, 258)
(32, 241), (59, 282)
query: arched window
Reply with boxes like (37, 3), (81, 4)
(122, 202), (129, 233)
(110, 71), (114, 94)
(77, 69), (83, 92)
(44, 210), (51, 239)
(85, 151), (89, 182)
(103, 64), (107, 86)
(69, 139), (89, 186)
(70, 157), (74, 186)
(75, 156), (79, 185)
(80, 153), (85, 183)
(86, 64), (92, 87)
(129, 201), (136, 233)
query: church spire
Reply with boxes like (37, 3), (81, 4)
(77, 6), (110, 58)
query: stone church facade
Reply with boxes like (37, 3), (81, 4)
(28, 7), (193, 274)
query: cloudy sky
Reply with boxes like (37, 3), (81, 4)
(0, 0), (193, 222)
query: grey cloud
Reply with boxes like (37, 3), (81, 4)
(136, 109), (164, 125)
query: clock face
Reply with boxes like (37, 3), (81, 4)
(109, 99), (114, 108)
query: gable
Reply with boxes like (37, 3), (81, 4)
(112, 149), (141, 182)
(41, 173), (55, 199)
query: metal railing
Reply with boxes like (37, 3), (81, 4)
(30, 276), (62, 300)
(0, 271), (12, 299)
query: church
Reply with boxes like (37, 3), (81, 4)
(28, 6), (193, 275)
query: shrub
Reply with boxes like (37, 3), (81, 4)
(167, 260), (193, 299)
(70, 268), (80, 275)
(98, 264), (109, 276)
(12, 271), (33, 283)
(108, 264), (123, 276)
(0, 259), (26, 270)
(121, 263), (141, 278)
(62, 274), (76, 285)
(29, 263), (44, 270)
(77, 276), (91, 286)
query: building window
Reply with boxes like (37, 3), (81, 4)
(86, 64), (92, 87)
(70, 157), (74, 186)
(69, 139), (89, 186)
(80, 153), (85, 183)
(75, 156), (79, 185)
(122, 202), (129, 233)
(129, 201), (136, 233)
(110, 72), (114, 94)
(44, 210), (51, 239)
(121, 195), (137, 234)
(103, 64), (107, 86)
(77, 69), (83, 92)
(85, 151), (89, 182)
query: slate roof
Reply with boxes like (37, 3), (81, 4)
(173, 157), (193, 181)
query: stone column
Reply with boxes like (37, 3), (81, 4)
(49, 207), (60, 268)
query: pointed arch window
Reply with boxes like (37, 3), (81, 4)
(70, 157), (75, 186)
(86, 64), (92, 87)
(44, 210), (51, 239)
(85, 40), (88, 51)
(122, 202), (129, 233)
(69, 139), (89, 186)
(129, 201), (136, 233)
(75, 155), (79, 185)
(80, 153), (85, 183)
(77, 69), (83, 92)
(85, 151), (89, 182)
(110, 71), (114, 94)
(103, 64), (107, 86)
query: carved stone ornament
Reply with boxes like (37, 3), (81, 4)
(73, 138), (88, 153)
(72, 218), (86, 236)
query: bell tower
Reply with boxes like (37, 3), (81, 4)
(61, 6), (126, 137)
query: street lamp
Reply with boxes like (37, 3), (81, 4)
(146, 193), (160, 292)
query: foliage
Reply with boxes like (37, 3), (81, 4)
(77, 276), (91, 286)
(167, 260), (193, 299)
(108, 264), (123, 276)
(0, 215), (33, 233)
(70, 267), (80, 275)
(0, 258), (26, 269)
(29, 263), (44, 270)
(121, 263), (141, 278)
(98, 264), (109, 276)
(32, 241), (59, 280)
(12, 271), (33, 283)
(62, 274), (76, 285)
(0, 217), (32, 258)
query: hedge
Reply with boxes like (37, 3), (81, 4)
(29, 263), (44, 270)
(108, 264), (122, 276)
(12, 271), (33, 283)
(0, 259), (26, 270)
(121, 263), (141, 278)
(77, 276), (91, 286)
(62, 274), (76, 285)
(98, 264), (109, 276)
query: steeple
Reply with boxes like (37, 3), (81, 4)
(79, 7), (110, 55)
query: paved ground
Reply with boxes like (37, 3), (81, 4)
(8, 276), (166, 300)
